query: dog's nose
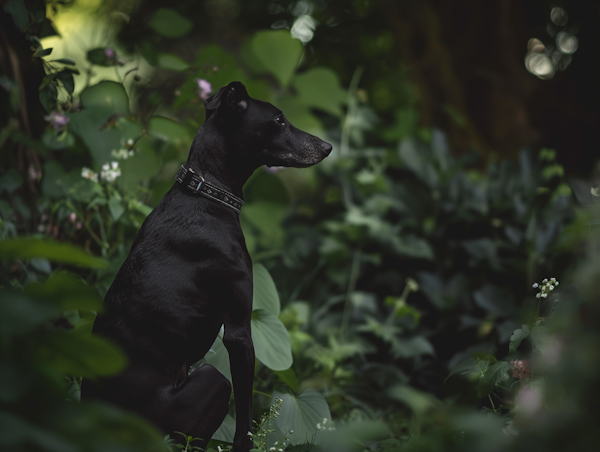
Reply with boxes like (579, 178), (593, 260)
(321, 142), (333, 157)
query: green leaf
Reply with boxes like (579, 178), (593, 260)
(42, 129), (75, 150)
(477, 361), (512, 398)
(242, 201), (287, 248)
(250, 30), (303, 87)
(87, 48), (116, 67)
(147, 116), (194, 154)
(473, 285), (512, 316)
(509, 325), (531, 354)
(4, 0), (30, 31)
(0, 169), (23, 193)
(251, 309), (292, 371)
(0, 237), (107, 268)
(212, 413), (235, 443)
(74, 310), (97, 336)
(157, 53), (189, 71)
(274, 368), (299, 392)
(444, 358), (478, 384)
(385, 296), (420, 324)
(39, 331), (127, 378)
(271, 389), (331, 446)
(293, 68), (347, 117)
(398, 138), (437, 187)
(388, 385), (440, 417)
(148, 8), (193, 38)
(108, 196), (125, 221)
(391, 235), (434, 260)
(51, 58), (76, 65)
(24, 272), (102, 312)
(39, 73), (58, 91)
(58, 71), (75, 95)
(392, 335), (435, 359)
(252, 263), (280, 315)
(319, 421), (390, 452)
(33, 47), (52, 58)
(39, 83), (57, 113)
(0, 289), (59, 335)
(202, 335), (231, 382)
(69, 81), (141, 168)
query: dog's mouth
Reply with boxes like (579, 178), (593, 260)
(265, 144), (332, 169)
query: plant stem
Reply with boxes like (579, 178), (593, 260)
(252, 390), (272, 399)
(339, 65), (365, 210)
(488, 394), (497, 413)
(339, 249), (361, 340)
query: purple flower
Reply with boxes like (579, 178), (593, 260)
(105, 47), (115, 58)
(196, 79), (212, 100)
(44, 112), (70, 131)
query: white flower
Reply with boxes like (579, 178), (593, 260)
(218, 447), (222, 452)
(81, 167), (98, 182)
(555, 281), (559, 286)
(549, 285), (554, 290)
(247, 431), (252, 437)
(111, 148), (134, 159)
(532, 283), (538, 288)
(101, 161), (121, 182)
(543, 278), (548, 282)
(541, 293), (548, 298)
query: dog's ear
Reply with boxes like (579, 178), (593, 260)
(204, 81), (249, 119)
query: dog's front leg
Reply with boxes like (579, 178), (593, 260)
(223, 320), (255, 452)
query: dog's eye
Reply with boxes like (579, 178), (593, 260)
(275, 116), (286, 126)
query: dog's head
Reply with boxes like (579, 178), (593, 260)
(204, 81), (332, 169)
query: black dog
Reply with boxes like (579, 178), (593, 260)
(85, 81), (332, 451)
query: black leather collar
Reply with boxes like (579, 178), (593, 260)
(175, 165), (243, 214)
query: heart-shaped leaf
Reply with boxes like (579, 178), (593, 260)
(253, 263), (280, 315)
(251, 309), (292, 371)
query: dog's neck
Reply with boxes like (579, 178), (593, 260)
(185, 121), (252, 199)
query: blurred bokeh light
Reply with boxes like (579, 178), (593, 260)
(525, 7), (577, 80)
